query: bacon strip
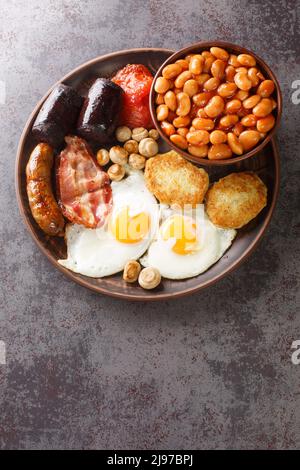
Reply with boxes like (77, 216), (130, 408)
(57, 135), (112, 228)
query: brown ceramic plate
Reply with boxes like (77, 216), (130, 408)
(149, 41), (282, 166)
(15, 48), (280, 301)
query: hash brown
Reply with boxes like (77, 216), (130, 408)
(205, 172), (267, 229)
(144, 150), (209, 207)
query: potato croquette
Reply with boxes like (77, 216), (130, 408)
(205, 172), (267, 229)
(144, 150), (209, 207)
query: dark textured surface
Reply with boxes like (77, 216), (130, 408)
(0, 0), (299, 450)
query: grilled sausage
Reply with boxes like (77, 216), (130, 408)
(32, 84), (83, 148)
(26, 143), (65, 236)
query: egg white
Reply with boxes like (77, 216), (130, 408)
(58, 171), (159, 277)
(140, 205), (236, 280)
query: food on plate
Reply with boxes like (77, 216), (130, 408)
(57, 135), (112, 228)
(140, 205), (236, 279)
(154, 47), (277, 159)
(138, 138), (159, 158)
(115, 126), (132, 142)
(128, 153), (146, 170)
(144, 150), (209, 207)
(113, 64), (153, 129)
(109, 146), (128, 165)
(138, 267), (161, 289)
(26, 143), (65, 236)
(77, 78), (123, 144)
(131, 127), (149, 142)
(96, 148), (110, 166)
(205, 171), (267, 228)
(148, 129), (160, 140)
(32, 84), (83, 148)
(123, 260), (141, 283)
(124, 139), (139, 154)
(58, 171), (159, 277)
(107, 163), (126, 181)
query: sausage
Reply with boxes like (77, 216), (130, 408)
(26, 143), (65, 236)
(32, 84), (83, 148)
(77, 78), (123, 144)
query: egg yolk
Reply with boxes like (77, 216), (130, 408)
(111, 206), (150, 244)
(162, 215), (198, 255)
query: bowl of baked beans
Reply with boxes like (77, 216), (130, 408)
(150, 41), (282, 165)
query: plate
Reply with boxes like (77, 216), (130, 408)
(15, 48), (280, 301)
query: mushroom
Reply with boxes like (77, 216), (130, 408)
(108, 163), (125, 181)
(109, 146), (128, 165)
(123, 260), (141, 283)
(138, 138), (159, 158)
(96, 148), (110, 166)
(132, 127), (148, 142)
(149, 129), (160, 140)
(138, 267), (161, 290)
(124, 139), (139, 154)
(115, 126), (132, 142)
(128, 153), (146, 170)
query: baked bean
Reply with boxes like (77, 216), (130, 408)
(183, 79), (199, 97)
(217, 82), (237, 98)
(188, 144), (208, 158)
(228, 54), (240, 67)
(236, 67), (248, 74)
(164, 90), (177, 111)
(156, 104), (169, 121)
(234, 72), (252, 90)
(203, 57), (214, 73)
(243, 94), (261, 109)
(210, 46), (229, 61)
(203, 77), (220, 91)
(155, 93), (165, 105)
(211, 59), (226, 79)
(239, 130), (261, 150)
(185, 54), (194, 63)
(237, 54), (256, 67)
(225, 99), (242, 114)
(225, 65), (236, 82)
(177, 127), (189, 137)
(175, 70), (193, 88)
(168, 110), (177, 122)
(233, 122), (245, 136)
(227, 132), (243, 155)
(219, 114), (239, 128)
(155, 77), (170, 94)
(235, 90), (249, 101)
(176, 59), (189, 70)
(176, 92), (191, 116)
(257, 71), (265, 81)
(162, 63), (182, 79)
(248, 67), (260, 87)
(197, 108), (209, 118)
(170, 133), (188, 149)
(241, 114), (258, 127)
(202, 51), (214, 59)
(173, 87), (182, 95)
(194, 73), (210, 86)
(208, 143), (232, 160)
(237, 107), (250, 118)
(193, 91), (214, 107)
(161, 121), (176, 137)
(189, 55), (204, 74)
(186, 130), (210, 145)
(271, 98), (277, 110)
(173, 115), (191, 128)
(256, 114), (275, 133)
(189, 126), (196, 132)
(192, 117), (214, 130)
(210, 130), (227, 144)
(259, 132), (266, 140)
(257, 80), (275, 98)
(253, 98), (273, 117)
(204, 95), (224, 118)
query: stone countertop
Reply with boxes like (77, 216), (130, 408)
(0, 0), (299, 449)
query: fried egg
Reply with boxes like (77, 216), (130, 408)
(58, 171), (159, 277)
(140, 205), (236, 280)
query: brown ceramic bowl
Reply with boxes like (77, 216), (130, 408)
(15, 48), (280, 301)
(149, 41), (282, 166)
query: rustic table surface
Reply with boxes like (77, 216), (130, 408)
(0, 0), (299, 449)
